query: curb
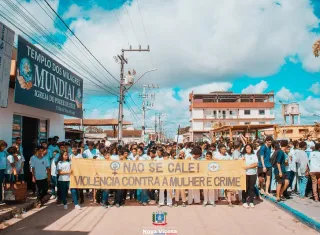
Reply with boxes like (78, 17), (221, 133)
(264, 195), (320, 232)
(0, 195), (51, 223)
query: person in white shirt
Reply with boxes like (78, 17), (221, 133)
(104, 137), (112, 148)
(309, 143), (320, 202)
(174, 150), (187, 207)
(240, 144), (258, 209)
(305, 135), (315, 157)
(202, 151), (216, 207)
(295, 142), (309, 199)
(214, 144), (233, 206)
(57, 151), (71, 209)
(288, 141), (299, 193)
(156, 151), (173, 207)
(187, 148), (202, 205)
(5, 147), (17, 185)
(82, 142), (99, 159)
(69, 146), (84, 208)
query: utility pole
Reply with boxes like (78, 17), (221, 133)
(139, 84), (159, 138)
(155, 112), (166, 142)
(154, 114), (157, 141)
(116, 46), (150, 144)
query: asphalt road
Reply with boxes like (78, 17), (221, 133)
(0, 199), (317, 235)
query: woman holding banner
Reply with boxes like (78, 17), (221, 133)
(214, 144), (233, 206)
(174, 150), (187, 207)
(186, 147), (202, 205)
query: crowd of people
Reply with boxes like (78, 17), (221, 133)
(0, 134), (319, 210)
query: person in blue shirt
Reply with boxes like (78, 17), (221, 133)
(0, 140), (8, 202)
(274, 140), (290, 202)
(30, 146), (51, 208)
(257, 136), (273, 195)
(48, 138), (60, 160)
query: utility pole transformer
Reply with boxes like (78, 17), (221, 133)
(116, 46), (150, 144)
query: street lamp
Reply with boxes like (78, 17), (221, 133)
(125, 68), (158, 92)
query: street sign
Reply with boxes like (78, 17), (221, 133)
(0, 21), (15, 108)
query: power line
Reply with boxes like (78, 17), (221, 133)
(34, 0), (119, 92)
(136, 0), (149, 45)
(123, 3), (140, 45)
(106, 0), (129, 45)
(3, 0), (118, 96)
(126, 92), (143, 112)
(0, 3), (119, 98)
(43, 0), (119, 83)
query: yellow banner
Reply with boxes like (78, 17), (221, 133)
(70, 159), (246, 190)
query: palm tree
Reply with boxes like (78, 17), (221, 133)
(313, 39), (320, 57)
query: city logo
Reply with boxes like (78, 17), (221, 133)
(208, 162), (220, 172)
(152, 211), (167, 226)
(17, 57), (33, 90)
(75, 88), (83, 109)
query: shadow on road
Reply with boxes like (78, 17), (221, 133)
(1, 201), (89, 235)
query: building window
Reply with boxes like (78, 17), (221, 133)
(244, 110), (251, 115)
(204, 122), (212, 128)
(259, 110), (265, 115)
(285, 129), (293, 134)
(245, 122), (251, 125)
(229, 111), (233, 115)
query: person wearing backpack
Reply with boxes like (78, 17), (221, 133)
(274, 140), (290, 202)
(257, 136), (273, 195)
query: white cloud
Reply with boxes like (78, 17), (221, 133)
(275, 87), (302, 102)
(58, 0), (320, 89)
(241, 80), (268, 94)
(309, 82), (320, 95)
(300, 96), (320, 116)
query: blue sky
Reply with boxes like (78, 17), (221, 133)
(4, 0), (320, 134)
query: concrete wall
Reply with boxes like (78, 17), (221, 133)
(192, 109), (203, 119)
(192, 121), (203, 131)
(0, 89), (65, 145)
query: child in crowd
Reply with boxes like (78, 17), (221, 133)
(50, 150), (59, 200)
(5, 147), (17, 187)
(309, 143), (320, 202)
(158, 151), (173, 207)
(241, 144), (258, 208)
(174, 150), (187, 207)
(202, 151), (216, 207)
(30, 146), (51, 208)
(69, 146), (83, 209)
(57, 150), (71, 209)
(0, 140), (8, 202)
(187, 148), (202, 205)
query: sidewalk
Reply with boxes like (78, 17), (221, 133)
(264, 194), (320, 232)
(0, 191), (50, 224)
